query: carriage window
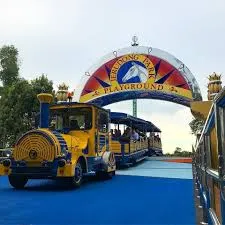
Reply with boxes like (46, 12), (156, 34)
(98, 111), (108, 133)
(51, 107), (92, 130)
(55, 115), (63, 130)
(210, 127), (218, 170)
(69, 108), (92, 130)
(205, 135), (211, 168)
(219, 107), (225, 144)
(200, 142), (204, 167)
(218, 106), (225, 173)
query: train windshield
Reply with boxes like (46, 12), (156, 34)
(50, 107), (92, 131)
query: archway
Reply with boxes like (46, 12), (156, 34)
(76, 46), (202, 107)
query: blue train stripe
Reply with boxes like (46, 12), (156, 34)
(51, 131), (68, 151)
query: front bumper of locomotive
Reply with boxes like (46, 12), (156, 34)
(0, 129), (76, 179)
(0, 158), (75, 179)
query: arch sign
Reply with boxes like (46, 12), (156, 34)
(76, 46), (202, 107)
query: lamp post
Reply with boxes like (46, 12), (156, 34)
(131, 35), (138, 117)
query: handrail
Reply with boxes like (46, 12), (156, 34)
(196, 167), (220, 180)
(193, 88), (225, 225)
(209, 208), (221, 225)
(201, 166), (205, 171)
(206, 169), (219, 180)
(202, 192), (208, 208)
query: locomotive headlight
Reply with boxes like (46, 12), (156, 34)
(3, 159), (11, 167)
(58, 159), (66, 167)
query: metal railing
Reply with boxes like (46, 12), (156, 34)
(193, 87), (225, 225)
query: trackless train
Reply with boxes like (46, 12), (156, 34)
(0, 93), (162, 189)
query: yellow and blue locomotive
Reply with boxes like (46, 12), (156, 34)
(0, 93), (116, 189)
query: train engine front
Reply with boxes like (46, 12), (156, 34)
(0, 94), (71, 188)
(0, 93), (116, 189)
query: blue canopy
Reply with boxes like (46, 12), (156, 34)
(110, 112), (161, 132)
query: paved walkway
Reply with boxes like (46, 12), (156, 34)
(117, 158), (193, 179)
(0, 158), (196, 225)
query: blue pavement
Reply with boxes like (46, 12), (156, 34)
(117, 158), (193, 179)
(0, 159), (196, 225)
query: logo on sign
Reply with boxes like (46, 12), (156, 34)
(110, 54), (156, 84)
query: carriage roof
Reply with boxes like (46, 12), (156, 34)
(110, 112), (161, 132)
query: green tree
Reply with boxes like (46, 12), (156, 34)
(0, 45), (55, 147)
(189, 117), (205, 136)
(0, 79), (34, 147)
(0, 75), (54, 147)
(174, 147), (182, 155)
(0, 86), (3, 96)
(172, 147), (193, 157)
(164, 153), (172, 157)
(30, 74), (55, 112)
(0, 45), (19, 87)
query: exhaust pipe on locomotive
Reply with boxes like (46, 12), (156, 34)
(37, 93), (53, 128)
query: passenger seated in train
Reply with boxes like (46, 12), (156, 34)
(49, 120), (56, 130)
(154, 134), (161, 144)
(114, 129), (121, 138)
(84, 117), (92, 130)
(119, 127), (131, 142)
(137, 131), (146, 138)
(70, 119), (80, 130)
(147, 133), (162, 148)
(130, 128), (139, 142)
(110, 129), (115, 137)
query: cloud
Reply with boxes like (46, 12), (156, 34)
(146, 108), (195, 153)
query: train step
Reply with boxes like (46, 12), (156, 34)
(83, 172), (96, 176)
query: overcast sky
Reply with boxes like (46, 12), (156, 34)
(1, 0), (225, 153)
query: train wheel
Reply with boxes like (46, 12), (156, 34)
(68, 161), (83, 188)
(8, 175), (28, 189)
(107, 170), (115, 179)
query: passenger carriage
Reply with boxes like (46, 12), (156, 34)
(109, 112), (162, 167)
(148, 131), (163, 156)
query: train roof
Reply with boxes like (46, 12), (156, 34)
(110, 112), (161, 132)
(50, 101), (109, 113)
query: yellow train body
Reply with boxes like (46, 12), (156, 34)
(110, 138), (150, 166)
(0, 94), (116, 189)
